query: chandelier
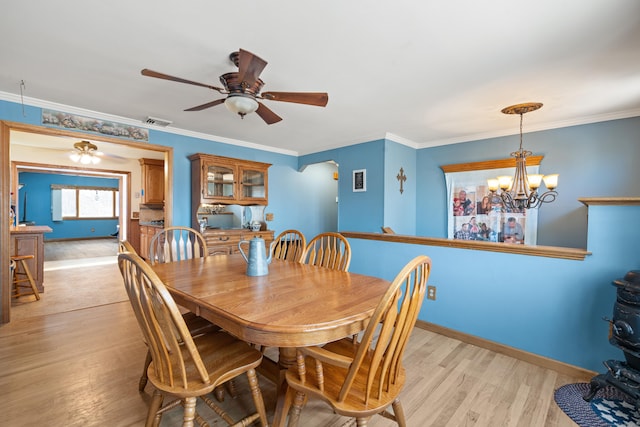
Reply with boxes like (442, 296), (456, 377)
(487, 102), (558, 210)
(69, 141), (101, 164)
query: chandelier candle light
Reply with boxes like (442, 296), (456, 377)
(487, 102), (558, 210)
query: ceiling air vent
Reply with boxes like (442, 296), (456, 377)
(144, 116), (172, 127)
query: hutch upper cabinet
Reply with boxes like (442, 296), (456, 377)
(190, 153), (271, 207)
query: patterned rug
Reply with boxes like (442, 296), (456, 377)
(554, 382), (640, 426)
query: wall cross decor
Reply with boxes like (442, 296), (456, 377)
(397, 167), (407, 194)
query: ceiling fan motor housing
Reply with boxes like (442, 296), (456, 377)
(219, 72), (264, 96)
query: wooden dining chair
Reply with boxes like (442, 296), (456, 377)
(118, 239), (136, 255)
(300, 232), (351, 271)
(148, 226), (208, 266)
(272, 229), (307, 262)
(284, 255), (432, 427)
(118, 251), (268, 427)
(119, 239), (219, 394)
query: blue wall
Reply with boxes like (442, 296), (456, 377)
(300, 140), (386, 232)
(3, 98), (640, 371)
(346, 203), (640, 372)
(18, 172), (119, 240)
(303, 116), (640, 248)
(416, 117), (640, 248)
(384, 139), (416, 235)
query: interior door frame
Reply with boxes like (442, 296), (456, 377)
(13, 161), (131, 241)
(1, 120), (173, 323)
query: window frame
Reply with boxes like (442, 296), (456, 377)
(57, 185), (119, 220)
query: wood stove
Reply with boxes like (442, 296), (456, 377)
(584, 270), (640, 407)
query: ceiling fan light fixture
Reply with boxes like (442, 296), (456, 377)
(224, 95), (259, 117)
(70, 140), (101, 165)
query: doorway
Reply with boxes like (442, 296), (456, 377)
(1, 121), (173, 323)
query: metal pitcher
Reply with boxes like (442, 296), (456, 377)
(238, 237), (274, 276)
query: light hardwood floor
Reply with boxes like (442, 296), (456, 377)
(0, 241), (586, 426)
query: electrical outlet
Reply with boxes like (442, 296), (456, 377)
(265, 213), (274, 221)
(427, 285), (436, 301)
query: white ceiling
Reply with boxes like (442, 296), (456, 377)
(1, 0), (639, 157)
(10, 131), (164, 162)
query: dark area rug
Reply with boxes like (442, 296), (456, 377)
(554, 382), (640, 426)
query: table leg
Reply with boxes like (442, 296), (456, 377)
(271, 347), (297, 427)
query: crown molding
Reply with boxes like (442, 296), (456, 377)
(0, 91), (298, 157)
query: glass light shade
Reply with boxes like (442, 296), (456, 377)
(69, 152), (80, 162)
(527, 174), (543, 189)
(224, 95), (259, 115)
(497, 175), (512, 190)
(91, 155), (101, 164)
(543, 174), (559, 190)
(80, 154), (92, 164)
(487, 179), (499, 192)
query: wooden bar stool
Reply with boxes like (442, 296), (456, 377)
(11, 255), (40, 300)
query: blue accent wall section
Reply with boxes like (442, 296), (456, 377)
(3, 97), (640, 371)
(417, 116), (640, 248)
(300, 140), (385, 232)
(0, 101), (41, 125)
(347, 203), (640, 371)
(384, 139), (416, 235)
(18, 172), (119, 240)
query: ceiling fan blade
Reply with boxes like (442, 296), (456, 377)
(97, 152), (128, 163)
(255, 102), (283, 125)
(141, 69), (225, 93)
(237, 49), (267, 88)
(184, 99), (226, 111)
(261, 91), (328, 107)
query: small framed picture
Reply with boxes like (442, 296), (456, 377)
(353, 169), (366, 192)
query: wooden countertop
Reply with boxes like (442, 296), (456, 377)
(10, 225), (53, 233)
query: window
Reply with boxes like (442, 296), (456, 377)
(55, 186), (119, 219)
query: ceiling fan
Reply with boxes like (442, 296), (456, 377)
(141, 48), (329, 125)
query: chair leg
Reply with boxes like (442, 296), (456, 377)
(139, 350), (152, 392)
(246, 368), (268, 426)
(287, 390), (306, 427)
(146, 389), (163, 427)
(182, 396), (197, 427)
(12, 258), (40, 300)
(391, 399), (407, 427)
(226, 379), (239, 399)
(213, 379), (238, 402)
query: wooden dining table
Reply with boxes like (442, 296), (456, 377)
(150, 253), (391, 427)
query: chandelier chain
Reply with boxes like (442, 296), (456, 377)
(519, 113), (524, 151)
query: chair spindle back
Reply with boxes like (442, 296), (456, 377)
(149, 226), (208, 265)
(300, 232), (351, 271)
(272, 229), (307, 262)
(118, 252), (210, 390)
